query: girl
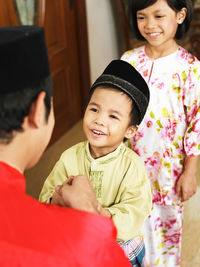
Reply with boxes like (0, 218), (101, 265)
(121, 0), (200, 266)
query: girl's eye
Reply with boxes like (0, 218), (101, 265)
(155, 15), (164, 18)
(110, 114), (118, 120)
(137, 16), (145, 20)
(90, 108), (98, 113)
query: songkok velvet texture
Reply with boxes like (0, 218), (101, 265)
(90, 60), (150, 124)
(0, 26), (50, 95)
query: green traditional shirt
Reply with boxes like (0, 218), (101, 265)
(39, 141), (152, 242)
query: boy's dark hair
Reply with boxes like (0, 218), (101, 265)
(0, 77), (52, 144)
(85, 85), (140, 126)
(131, 0), (193, 40)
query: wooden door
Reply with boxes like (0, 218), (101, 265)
(40, 0), (83, 144)
(0, 0), (90, 144)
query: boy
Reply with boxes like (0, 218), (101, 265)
(0, 26), (131, 267)
(40, 60), (152, 266)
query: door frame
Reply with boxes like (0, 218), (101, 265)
(74, 0), (91, 110)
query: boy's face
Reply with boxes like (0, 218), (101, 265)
(83, 86), (136, 158)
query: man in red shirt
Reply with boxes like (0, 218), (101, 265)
(0, 26), (130, 267)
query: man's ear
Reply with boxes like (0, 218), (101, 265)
(125, 125), (138, 139)
(28, 91), (46, 128)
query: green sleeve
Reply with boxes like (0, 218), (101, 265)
(39, 158), (68, 203)
(107, 162), (152, 242)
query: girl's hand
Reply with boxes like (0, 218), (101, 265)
(176, 155), (199, 202)
(175, 171), (197, 202)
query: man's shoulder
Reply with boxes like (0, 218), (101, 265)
(176, 46), (200, 69)
(0, 187), (105, 241)
(121, 45), (145, 63)
(0, 187), (129, 266)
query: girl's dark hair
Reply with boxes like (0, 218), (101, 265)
(0, 76), (53, 144)
(131, 0), (193, 40)
(85, 85), (141, 126)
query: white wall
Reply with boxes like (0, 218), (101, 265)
(85, 0), (122, 84)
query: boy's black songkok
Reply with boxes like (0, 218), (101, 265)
(0, 26), (50, 95)
(90, 60), (150, 124)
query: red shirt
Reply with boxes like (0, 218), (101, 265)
(0, 162), (130, 267)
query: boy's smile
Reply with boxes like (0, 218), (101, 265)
(91, 129), (106, 136)
(83, 86), (135, 159)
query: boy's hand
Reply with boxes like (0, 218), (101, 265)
(55, 175), (100, 214)
(175, 171), (197, 202)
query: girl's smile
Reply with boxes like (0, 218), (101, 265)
(136, 0), (186, 58)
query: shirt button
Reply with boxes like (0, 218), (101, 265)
(92, 161), (96, 166)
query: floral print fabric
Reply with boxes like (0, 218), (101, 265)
(121, 46), (200, 266)
(122, 46), (200, 206)
(143, 204), (183, 267)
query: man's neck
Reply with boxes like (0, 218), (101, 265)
(0, 136), (29, 174)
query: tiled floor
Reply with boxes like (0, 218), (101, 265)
(26, 120), (200, 266)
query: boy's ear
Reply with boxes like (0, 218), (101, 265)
(177, 8), (187, 24)
(28, 91), (46, 128)
(124, 125), (138, 139)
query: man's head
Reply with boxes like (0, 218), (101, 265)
(0, 26), (53, 144)
(83, 60), (149, 158)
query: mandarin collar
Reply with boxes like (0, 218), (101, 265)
(85, 141), (125, 165)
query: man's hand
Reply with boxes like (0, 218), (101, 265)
(55, 175), (100, 214)
(51, 191), (66, 206)
(51, 176), (74, 205)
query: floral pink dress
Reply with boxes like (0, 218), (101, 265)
(121, 46), (200, 266)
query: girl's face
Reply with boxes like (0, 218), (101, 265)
(83, 87), (136, 159)
(136, 0), (186, 50)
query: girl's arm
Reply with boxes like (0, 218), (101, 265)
(180, 60), (200, 202)
(175, 155), (199, 202)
